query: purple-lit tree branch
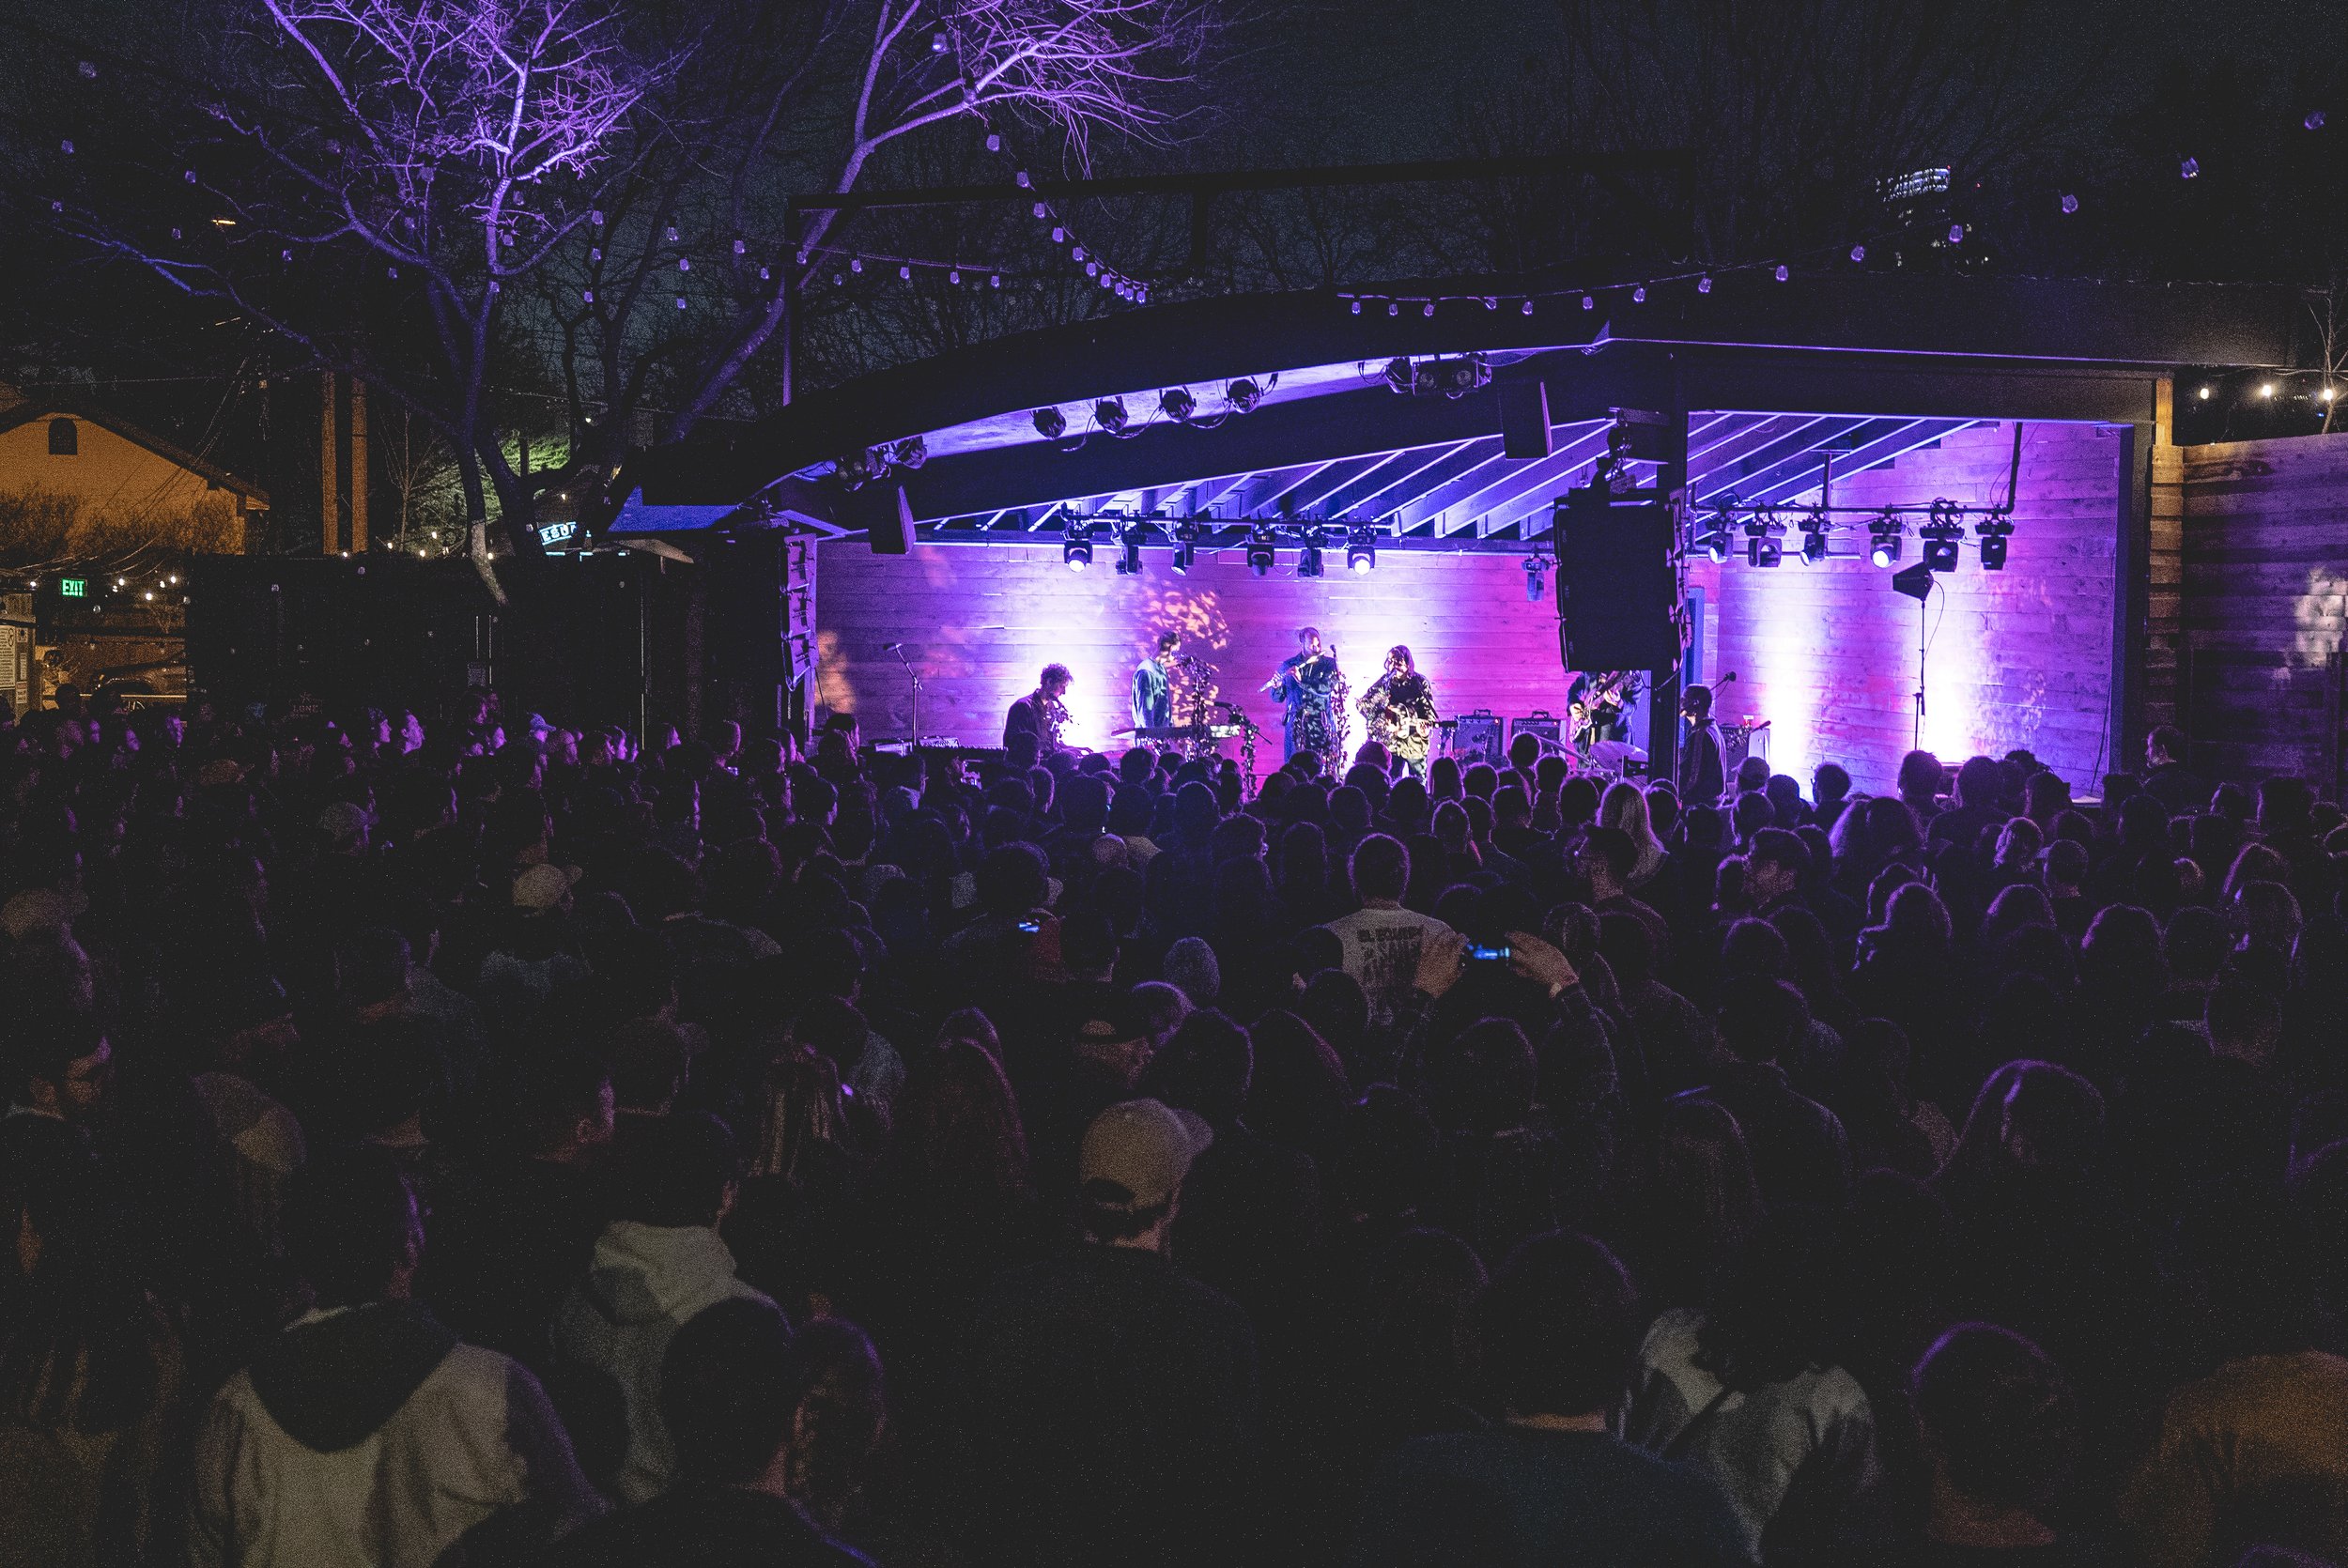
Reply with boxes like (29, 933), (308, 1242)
(64, 0), (668, 596)
(659, 0), (1224, 438)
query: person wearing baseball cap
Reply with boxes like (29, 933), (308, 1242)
(965, 1098), (1259, 1568)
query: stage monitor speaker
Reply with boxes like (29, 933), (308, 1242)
(1556, 490), (1677, 671)
(1510, 711), (1562, 745)
(1500, 381), (1552, 459)
(1452, 710), (1503, 761)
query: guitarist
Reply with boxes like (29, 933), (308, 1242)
(1358, 645), (1439, 776)
(1568, 670), (1637, 752)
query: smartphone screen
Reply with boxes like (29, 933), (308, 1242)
(1467, 944), (1511, 961)
(1016, 918), (1043, 934)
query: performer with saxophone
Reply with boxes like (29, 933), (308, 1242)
(1358, 645), (1438, 776)
(1264, 626), (1343, 767)
(1004, 662), (1074, 757)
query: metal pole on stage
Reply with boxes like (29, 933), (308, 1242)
(887, 642), (920, 746)
(1915, 589), (1929, 753)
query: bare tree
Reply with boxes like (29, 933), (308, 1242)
(55, 0), (670, 595)
(546, 0), (1229, 490)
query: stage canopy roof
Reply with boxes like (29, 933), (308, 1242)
(613, 272), (2304, 553)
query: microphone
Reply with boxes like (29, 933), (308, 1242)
(1717, 670), (1737, 685)
(881, 642), (904, 652)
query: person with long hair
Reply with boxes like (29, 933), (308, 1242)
(1357, 646), (1439, 777)
(830, 1041), (1056, 1483)
(1600, 780), (1670, 890)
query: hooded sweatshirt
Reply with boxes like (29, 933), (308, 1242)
(186, 1300), (601, 1568)
(552, 1222), (774, 1504)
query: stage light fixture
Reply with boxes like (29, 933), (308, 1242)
(1094, 397), (1130, 434)
(1524, 559), (1546, 601)
(1227, 378), (1264, 414)
(1798, 507), (1830, 564)
(1346, 527), (1377, 573)
(833, 448), (876, 489)
(1383, 358), (1415, 394)
(2259, 383), (2277, 399)
(1868, 513), (1903, 568)
(1032, 407), (1067, 438)
(1159, 388), (1197, 423)
(1921, 500), (1962, 572)
(1116, 526), (1145, 576)
(1977, 516), (2014, 571)
(1063, 521), (1093, 571)
(1171, 521), (1200, 575)
(1701, 530), (1730, 564)
(888, 436), (927, 470)
(2197, 386), (2213, 400)
(1298, 531), (1325, 578)
(1743, 511), (1784, 568)
(1246, 525), (1277, 577)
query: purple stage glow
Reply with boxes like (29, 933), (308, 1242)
(816, 544), (1573, 757)
(816, 424), (2123, 797)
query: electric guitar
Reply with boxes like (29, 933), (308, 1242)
(1570, 670), (1645, 733)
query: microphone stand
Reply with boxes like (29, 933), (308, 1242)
(889, 644), (922, 747)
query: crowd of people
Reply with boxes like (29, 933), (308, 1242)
(3, 685), (2346, 1568)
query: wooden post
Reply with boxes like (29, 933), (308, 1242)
(348, 377), (368, 553)
(2110, 413), (2155, 783)
(320, 370), (340, 555)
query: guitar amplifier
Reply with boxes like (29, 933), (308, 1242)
(1451, 710), (1504, 762)
(1722, 721), (1769, 774)
(1511, 711), (1563, 746)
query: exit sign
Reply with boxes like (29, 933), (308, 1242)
(57, 578), (86, 598)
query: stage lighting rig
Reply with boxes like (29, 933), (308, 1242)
(1346, 526), (1377, 574)
(1062, 520), (1094, 571)
(1159, 388), (1197, 423)
(1921, 500), (1962, 572)
(1094, 397), (1130, 436)
(1227, 377), (1270, 414)
(1298, 530), (1325, 578)
(1868, 512), (1904, 568)
(1032, 407), (1068, 439)
(1246, 524), (1278, 577)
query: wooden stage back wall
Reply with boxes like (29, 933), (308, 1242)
(813, 544), (1572, 756)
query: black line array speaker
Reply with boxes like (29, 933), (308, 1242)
(1556, 490), (1677, 671)
(1499, 381), (1552, 459)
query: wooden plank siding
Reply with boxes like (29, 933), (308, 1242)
(2176, 429), (2348, 789)
(1707, 422), (2122, 796)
